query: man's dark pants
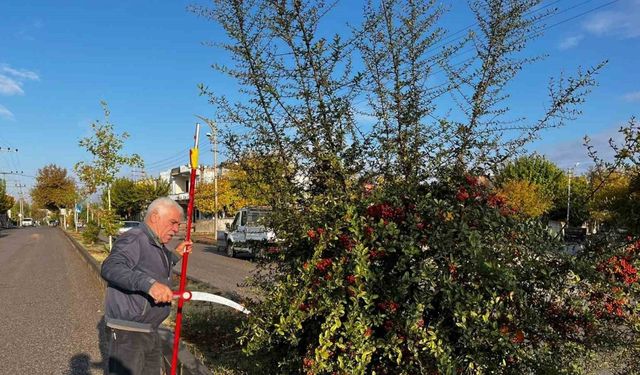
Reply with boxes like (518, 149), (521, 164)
(106, 328), (162, 375)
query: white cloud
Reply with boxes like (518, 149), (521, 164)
(582, 0), (640, 38)
(1, 65), (39, 81)
(0, 64), (40, 96)
(623, 91), (640, 102)
(0, 104), (15, 120)
(0, 64), (40, 120)
(0, 75), (24, 95)
(558, 35), (584, 50)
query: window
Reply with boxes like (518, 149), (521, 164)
(240, 211), (247, 226)
(247, 210), (269, 226)
(231, 212), (240, 230)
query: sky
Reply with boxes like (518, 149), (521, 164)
(0, 0), (638, 199)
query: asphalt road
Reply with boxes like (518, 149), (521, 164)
(166, 237), (257, 298)
(0, 227), (105, 375)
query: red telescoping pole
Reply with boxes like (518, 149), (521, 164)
(171, 123), (200, 375)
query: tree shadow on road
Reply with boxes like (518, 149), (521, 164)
(65, 316), (109, 374)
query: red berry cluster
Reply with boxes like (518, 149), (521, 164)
(364, 327), (373, 337)
(487, 193), (507, 208)
(315, 258), (333, 272)
(603, 297), (626, 318)
(377, 300), (399, 313)
(366, 203), (406, 222)
(339, 233), (355, 251)
(307, 227), (325, 241)
(369, 248), (386, 259)
(364, 225), (375, 237)
(456, 187), (470, 202)
(511, 330), (525, 344)
(598, 256), (639, 285)
(303, 357), (314, 368)
(366, 203), (395, 219)
(345, 274), (356, 284)
(448, 262), (458, 279)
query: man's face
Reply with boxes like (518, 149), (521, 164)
(148, 206), (182, 244)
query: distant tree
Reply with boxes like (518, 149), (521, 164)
(196, 159), (270, 217)
(498, 179), (551, 218)
(496, 155), (564, 200)
(75, 101), (143, 248)
(11, 199), (30, 219)
(589, 169), (631, 224)
(585, 117), (640, 233)
(31, 164), (77, 212)
(136, 177), (170, 208)
(108, 178), (138, 220)
(107, 177), (170, 220)
(30, 206), (48, 222)
(0, 180), (15, 214)
(547, 174), (590, 226)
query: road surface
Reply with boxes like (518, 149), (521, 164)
(0, 227), (105, 375)
(167, 237), (257, 298)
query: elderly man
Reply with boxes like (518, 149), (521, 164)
(101, 197), (192, 375)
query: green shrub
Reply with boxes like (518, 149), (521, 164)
(240, 175), (640, 374)
(82, 221), (100, 245)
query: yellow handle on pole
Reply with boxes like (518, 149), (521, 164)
(190, 148), (199, 169)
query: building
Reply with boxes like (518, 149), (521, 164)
(159, 165), (220, 220)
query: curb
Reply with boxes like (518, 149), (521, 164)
(60, 229), (212, 375)
(61, 228), (107, 291)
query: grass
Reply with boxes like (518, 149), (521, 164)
(65, 229), (109, 263)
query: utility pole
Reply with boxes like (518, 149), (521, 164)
(15, 183), (26, 226)
(565, 162), (580, 233)
(196, 115), (219, 240)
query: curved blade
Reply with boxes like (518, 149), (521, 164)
(189, 291), (251, 314)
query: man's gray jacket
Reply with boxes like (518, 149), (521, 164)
(101, 223), (180, 332)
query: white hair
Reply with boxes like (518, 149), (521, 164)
(144, 197), (184, 221)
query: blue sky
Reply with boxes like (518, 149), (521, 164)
(0, 0), (638, 198)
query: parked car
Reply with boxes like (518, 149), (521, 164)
(117, 221), (141, 235)
(225, 206), (275, 257)
(21, 218), (33, 227)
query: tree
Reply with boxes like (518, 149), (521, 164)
(197, 159), (273, 217)
(0, 179), (14, 214)
(31, 164), (77, 213)
(75, 101), (143, 247)
(497, 179), (551, 218)
(191, 0), (618, 373)
(108, 177), (170, 220)
(586, 117), (640, 234)
(495, 155), (565, 219)
(496, 155), (564, 199)
(588, 169), (631, 224)
(11, 199), (30, 220)
(108, 177), (138, 220)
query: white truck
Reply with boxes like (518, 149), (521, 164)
(224, 206), (276, 257)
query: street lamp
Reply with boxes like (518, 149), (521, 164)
(196, 115), (218, 239)
(566, 162), (580, 229)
